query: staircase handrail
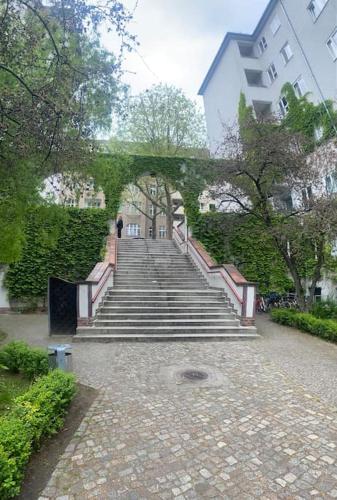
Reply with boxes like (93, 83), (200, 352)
(173, 226), (256, 326)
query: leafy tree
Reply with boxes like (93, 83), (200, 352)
(0, 0), (134, 262)
(111, 84), (207, 237)
(116, 83), (207, 157)
(211, 93), (337, 310)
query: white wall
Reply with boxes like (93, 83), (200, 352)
(0, 267), (10, 311)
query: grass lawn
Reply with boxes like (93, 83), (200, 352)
(0, 369), (31, 415)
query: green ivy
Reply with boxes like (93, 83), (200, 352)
(192, 213), (293, 294)
(282, 83), (337, 150)
(90, 153), (213, 223)
(5, 207), (110, 300)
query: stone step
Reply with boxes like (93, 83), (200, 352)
(99, 306), (232, 313)
(117, 261), (194, 272)
(74, 326), (260, 341)
(115, 271), (200, 276)
(115, 278), (206, 288)
(101, 303), (230, 309)
(96, 312), (236, 320)
(107, 289), (223, 295)
(93, 319), (240, 327)
(118, 252), (181, 256)
(112, 285), (208, 290)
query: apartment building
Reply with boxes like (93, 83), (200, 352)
(199, 0), (337, 153)
(57, 177), (219, 238)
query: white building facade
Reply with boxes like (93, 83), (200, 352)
(199, 0), (337, 153)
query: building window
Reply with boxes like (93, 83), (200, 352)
(159, 226), (167, 239)
(127, 223), (141, 237)
(270, 15), (281, 36)
(279, 96), (289, 116)
(258, 36), (268, 54)
(293, 77), (306, 97)
(199, 202), (205, 211)
(149, 227), (153, 237)
(209, 204), (216, 212)
(314, 126), (324, 141)
(326, 173), (337, 193)
(308, 0), (328, 20)
(327, 29), (337, 60)
(149, 185), (157, 196)
(128, 202), (142, 214)
(283, 194), (293, 212)
(85, 198), (101, 208)
(64, 198), (76, 207)
(281, 42), (293, 64)
(267, 63), (278, 83)
(149, 204), (155, 216)
(302, 186), (314, 208)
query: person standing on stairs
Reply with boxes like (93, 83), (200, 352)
(116, 216), (123, 239)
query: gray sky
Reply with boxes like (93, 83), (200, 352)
(102, 0), (269, 103)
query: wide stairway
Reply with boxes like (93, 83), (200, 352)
(76, 239), (258, 341)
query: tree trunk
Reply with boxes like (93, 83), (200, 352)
(164, 184), (173, 240)
(273, 236), (307, 311)
(307, 239), (325, 310)
(152, 214), (157, 240)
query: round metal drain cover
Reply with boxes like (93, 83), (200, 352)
(181, 369), (208, 381)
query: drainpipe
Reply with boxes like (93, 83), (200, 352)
(279, 0), (337, 135)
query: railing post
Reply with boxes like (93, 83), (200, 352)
(241, 284), (257, 326)
(77, 282), (92, 326)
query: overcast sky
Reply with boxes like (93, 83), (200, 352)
(102, 0), (270, 104)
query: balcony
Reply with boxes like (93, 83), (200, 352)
(244, 69), (266, 88)
(238, 42), (257, 59)
(253, 100), (272, 118)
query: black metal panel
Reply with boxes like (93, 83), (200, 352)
(48, 277), (77, 335)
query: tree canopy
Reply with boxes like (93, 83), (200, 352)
(114, 83), (207, 157)
(0, 0), (134, 262)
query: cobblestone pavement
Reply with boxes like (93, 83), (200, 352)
(256, 314), (337, 407)
(39, 341), (337, 500)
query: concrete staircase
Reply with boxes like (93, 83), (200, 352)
(75, 239), (259, 341)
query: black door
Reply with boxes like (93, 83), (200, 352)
(48, 277), (77, 335)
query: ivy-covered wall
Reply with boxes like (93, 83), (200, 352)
(193, 213), (293, 294)
(5, 207), (110, 300)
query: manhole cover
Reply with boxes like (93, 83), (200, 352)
(181, 369), (208, 381)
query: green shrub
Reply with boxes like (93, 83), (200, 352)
(0, 341), (49, 379)
(0, 418), (31, 499)
(310, 299), (337, 320)
(0, 370), (76, 499)
(13, 370), (76, 446)
(271, 309), (337, 342)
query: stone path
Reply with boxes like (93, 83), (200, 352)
(2, 314), (337, 498)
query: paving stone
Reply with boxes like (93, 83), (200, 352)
(34, 341), (337, 499)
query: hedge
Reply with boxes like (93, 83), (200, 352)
(0, 370), (76, 499)
(5, 206), (110, 300)
(0, 341), (49, 379)
(310, 299), (337, 320)
(271, 309), (337, 342)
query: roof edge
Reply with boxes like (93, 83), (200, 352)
(198, 0), (278, 96)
